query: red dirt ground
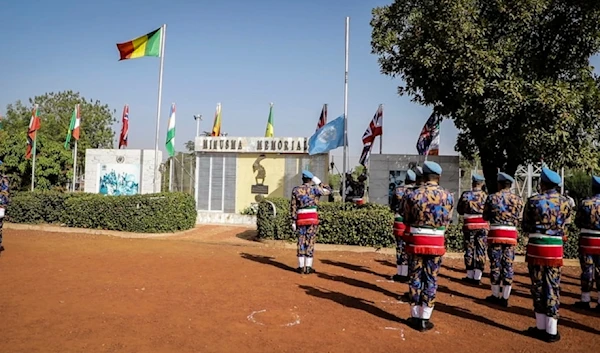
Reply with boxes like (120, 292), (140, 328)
(0, 227), (599, 353)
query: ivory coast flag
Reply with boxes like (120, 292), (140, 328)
(264, 103), (274, 137)
(116, 27), (162, 60)
(64, 104), (81, 149)
(165, 103), (176, 157)
(211, 103), (222, 136)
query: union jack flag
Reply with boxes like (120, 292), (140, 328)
(358, 105), (383, 166)
(416, 113), (441, 155)
(316, 104), (327, 131)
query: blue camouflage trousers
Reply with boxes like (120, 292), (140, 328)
(409, 255), (442, 307)
(488, 244), (515, 286)
(579, 254), (600, 293)
(297, 224), (318, 258)
(396, 238), (409, 266)
(528, 265), (561, 319)
(463, 229), (488, 271)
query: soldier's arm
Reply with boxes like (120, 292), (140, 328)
(563, 198), (573, 225)
(403, 195), (413, 224)
(456, 192), (466, 215)
(482, 195), (492, 221)
(447, 192), (455, 219)
(314, 183), (332, 197)
(521, 199), (533, 232)
(290, 189), (298, 221)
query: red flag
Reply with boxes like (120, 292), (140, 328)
(316, 104), (327, 131)
(26, 106), (41, 159)
(119, 105), (129, 149)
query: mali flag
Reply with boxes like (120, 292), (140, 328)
(264, 103), (274, 137)
(116, 27), (162, 60)
(211, 103), (222, 136)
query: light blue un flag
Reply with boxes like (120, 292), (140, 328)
(308, 115), (345, 155)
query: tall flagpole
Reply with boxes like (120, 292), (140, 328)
(342, 16), (349, 201)
(31, 104), (39, 191)
(153, 24), (167, 193)
(72, 140), (78, 192)
(169, 157), (174, 191)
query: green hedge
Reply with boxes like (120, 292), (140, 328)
(256, 197), (580, 259)
(6, 191), (196, 233)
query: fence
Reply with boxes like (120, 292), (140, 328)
(163, 152), (196, 195)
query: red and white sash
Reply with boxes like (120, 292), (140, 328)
(579, 228), (600, 255)
(488, 225), (518, 245)
(405, 226), (446, 256)
(526, 233), (564, 267)
(463, 214), (489, 230)
(296, 208), (319, 226)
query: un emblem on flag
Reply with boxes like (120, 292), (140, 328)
(318, 126), (337, 143)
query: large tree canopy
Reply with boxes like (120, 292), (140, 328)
(0, 91), (116, 190)
(371, 0), (600, 191)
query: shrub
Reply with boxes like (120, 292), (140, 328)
(256, 197), (580, 258)
(6, 191), (196, 233)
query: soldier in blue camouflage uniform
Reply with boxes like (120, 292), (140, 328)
(457, 174), (488, 284)
(522, 167), (571, 343)
(290, 170), (331, 274)
(404, 161), (454, 331)
(390, 169), (417, 282)
(483, 172), (523, 307)
(0, 160), (9, 256)
(573, 175), (600, 312)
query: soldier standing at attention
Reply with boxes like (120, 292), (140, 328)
(457, 174), (489, 284)
(522, 167), (571, 343)
(390, 169), (417, 282)
(0, 160), (9, 256)
(403, 161), (454, 331)
(290, 170), (331, 274)
(483, 172), (524, 307)
(573, 175), (600, 312)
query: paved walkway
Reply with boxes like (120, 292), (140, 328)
(4, 222), (580, 266)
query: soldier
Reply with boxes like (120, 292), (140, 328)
(290, 170), (331, 274)
(457, 174), (489, 284)
(390, 169), (417, 282)
(0, 160), (9, 256)
(573, 175), (600, 312)
(404, 161), (454, 331)
(522, 167), (571, 343)
(483, 172), (524, 307)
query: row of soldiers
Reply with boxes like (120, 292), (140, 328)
(390, 161), (599, 343)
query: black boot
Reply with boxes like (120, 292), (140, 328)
(573, 301), (591, 310)
(419, 319), (434, 332)
(525, 327), (545, 340)
(297, 267), (304, 274)
(304, 267), (316, 274)
(545, 331), (561, 343)
(485, 295), (499, 304)
(498, 298), (509, 308)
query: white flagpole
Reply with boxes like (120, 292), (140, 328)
(169, 157), (174, 191)
(153, 24), (167, 193)
(72, 140), (78, 191)
(379, 104), (383, 154)
(31, 104), (39, 191)
(342, 16), (349, 201)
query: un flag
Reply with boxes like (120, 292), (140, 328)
(308, 115), (345, 155)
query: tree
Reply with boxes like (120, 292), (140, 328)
(371, 1), (600, 192)
(0, 91), (116, 190)
(185, 132), (229, 152)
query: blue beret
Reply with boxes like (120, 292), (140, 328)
(592, 176), (600, 188)
(540, 167), (561, 185)
(414, 166), (423, 177)
(405, 169), (416, 182)
(302, 170), (314, 179)
(497, 172), (515, 184)
(472, 174), (485, 182)
(423, 161), (442, 175)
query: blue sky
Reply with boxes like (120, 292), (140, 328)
(2, 0), (485, 167)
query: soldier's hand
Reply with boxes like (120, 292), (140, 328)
(291, 223), (297, 232)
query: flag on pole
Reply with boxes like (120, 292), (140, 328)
(64, 104), (80, 149)
(264, 103), (274, 137)
(26, 106), (41, 159)
(211, 103), (222, 136)
(308, 115), (345, 155)
(119, 105), (129, 149)
(358, 105), (383, 166)
(116, 27), (162, 60)
(165, 103), (176, 157)
(316, 104), (327, 131)
(416, 113), (441, 156)
(0, 114), (3, 130)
